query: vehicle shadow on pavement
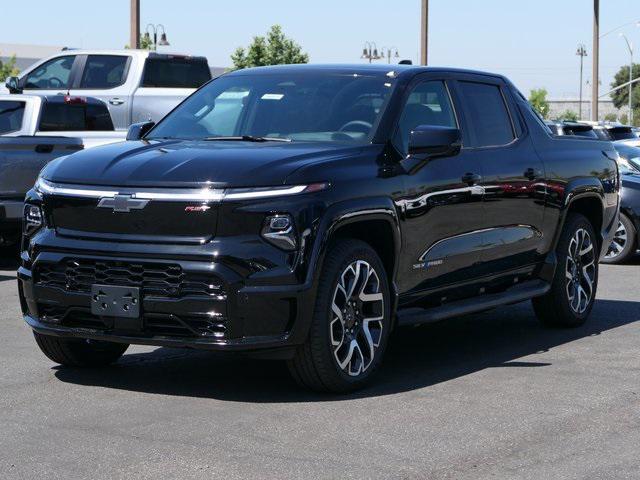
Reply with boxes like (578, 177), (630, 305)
(53, 298), (640, 402)
(0, 246), (20, 277)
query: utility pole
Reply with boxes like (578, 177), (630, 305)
(130, 0), (140, 49)
(591, 0), (599, 121)
(577, 44), (587, 119)
(421, 0), (429, 65)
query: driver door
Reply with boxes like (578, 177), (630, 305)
(20, 54), (80, 97)
(395, 76), (487, 302)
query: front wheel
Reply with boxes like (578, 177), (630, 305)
(287, 239), (391, 392)
(533, 213), (598, 328)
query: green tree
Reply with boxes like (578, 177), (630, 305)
(124, 34), (153, 50)
(558, 110), (578, 121)
(604, 113), (618, 122)
(0, 54), (20, 82)
(529, 88), (550, 119)
(610, 63), (640, 112)
(230, 25), (309, 70)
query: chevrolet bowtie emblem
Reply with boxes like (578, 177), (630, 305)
(97, 194), (149, 213)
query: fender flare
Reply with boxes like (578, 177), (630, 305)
(551, 178), (606, 253)
(303, 196), (402, 308)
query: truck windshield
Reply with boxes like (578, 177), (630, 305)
(147, 72), (396, 143)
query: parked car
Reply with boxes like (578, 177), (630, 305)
(3, 50), (212, 129)
(546, 121), (598, 138)
(0, 94), (124, 245)
(19, 65), (619, 392)
(603, 143), (640, 263)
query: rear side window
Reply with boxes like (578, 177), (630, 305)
(141, 57), (211, 88)
(0, 101), (26, 134)
(79, 55), (129, 89)
(458, 81), (515, 147)
(38, 102), (114, 131)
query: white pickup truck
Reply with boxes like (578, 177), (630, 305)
(0, 94), (125, 244)
(3, 50), (212, 130)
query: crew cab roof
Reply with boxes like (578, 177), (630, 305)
(224, 63), (510, 82)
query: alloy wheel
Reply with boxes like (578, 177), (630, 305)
(604, 220), (627, 260)
(565, 228), (596, 314)
(330, 260), (384, 377)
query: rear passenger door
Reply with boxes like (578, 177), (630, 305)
(69, 54), (132, 129)
(453, 76), (546, 275)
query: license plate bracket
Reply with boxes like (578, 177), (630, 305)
(91, 285), (141, 329)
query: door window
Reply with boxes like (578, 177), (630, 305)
(79, 55), (129, 89)
(458, 81), (515, 147)
(24, 56), (75, 90)
(0, 101), (26, 134)
(394, 80), (457, 154)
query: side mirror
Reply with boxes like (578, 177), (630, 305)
(408, 125), (461, 158)
(5, 76), (21, 94)
(126, 121), (155, 141)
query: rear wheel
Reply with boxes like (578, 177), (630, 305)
(602, 213), (636, 264)
(287, 239), (391, 393)
(33, 332), (128, 367)
(533, 213), (598, 328)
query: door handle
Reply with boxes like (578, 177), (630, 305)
(35, 144), (54, 154)
(109, 98), (125, 106)
(461, 172), (482, 185)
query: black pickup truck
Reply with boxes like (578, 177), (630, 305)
(19, 65), (619, 392)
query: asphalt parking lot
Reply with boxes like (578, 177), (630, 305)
(1, 249), (639, 480)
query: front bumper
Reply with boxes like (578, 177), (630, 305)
(19, 240), (316, 355)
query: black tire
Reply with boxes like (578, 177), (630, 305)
(287, 239), (391, 393)
(533, 213), (598, 328)
(33, 332), (128, 367)
(601, 213), (637, 264)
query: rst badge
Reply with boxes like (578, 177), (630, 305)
(184, 205), (211, 213)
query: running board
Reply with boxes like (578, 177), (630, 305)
(396, 280), (551, 327)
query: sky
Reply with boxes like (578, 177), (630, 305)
(1, 0), (639, 99)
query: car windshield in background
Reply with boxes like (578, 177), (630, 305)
(609, 127), (636, 141)
(38, 102), (114, 131)
(147, 72), (396, 144)
(614, 144), (640, 173)
(0, 101), (25, 134)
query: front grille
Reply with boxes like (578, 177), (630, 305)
(38, 305), (228, 339)
(35, 259), (224, 299)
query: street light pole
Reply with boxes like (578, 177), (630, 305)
(360, 42), (381, 63)
(421, 0), (429, 65)
(130, 0), (140, 49)
(591, 0), (599, 121)
(577, 44), (587, 119)
(620, 34), (634, 125)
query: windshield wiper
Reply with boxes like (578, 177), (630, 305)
(203, 135), (292, 142)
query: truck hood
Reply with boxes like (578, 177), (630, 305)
(41, 139), (363, 188)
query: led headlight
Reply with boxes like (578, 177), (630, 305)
(23, 204), (43, 236)
(261, 214), (297, 251)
